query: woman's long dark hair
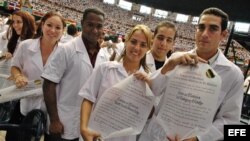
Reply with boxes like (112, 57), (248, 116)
(7, 11), (36, 54)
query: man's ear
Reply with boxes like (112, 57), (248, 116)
(221, 29), (228, 40)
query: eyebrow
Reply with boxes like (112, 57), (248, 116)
(209, 24), (220, 29)
(198, 23), (220, 28)
(131, 38), (146, 43)
(157, 35), (173, 40)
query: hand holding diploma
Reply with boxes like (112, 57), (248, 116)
(0, 77), (43, 103)
(155, 63), (221, 140)
(88, 75), (155, 139)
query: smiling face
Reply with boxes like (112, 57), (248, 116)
(12, 15), (23, 35)
(81, 12), (104, 44)
(124, 30), (149, 63)
(41, 15), (64, 43)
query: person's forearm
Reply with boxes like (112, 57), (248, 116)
(43, 79), (59, 122)
(161, 60), (176, 74)
(81, 99), (93, 130)
(11, 66), (23, 79)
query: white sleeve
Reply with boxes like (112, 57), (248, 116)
(95, 48), (108, 67)
(150, 68), (173, 96)
(198, 71), (244, 141)
(41, 46), (67, 83)
(78, 64), (104, 103)
(0, 31), (8, 52)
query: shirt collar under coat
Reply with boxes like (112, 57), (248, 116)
(190, 48), (232, 68)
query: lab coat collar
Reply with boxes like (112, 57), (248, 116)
(146, 51), (155, 66)
(146, 51), (156, 72)
(146, 50), (168, 72)
(109, 61), (146, 77)
(214, 49), (232, 67)
(27, 38), (43, 71)
(190, 48), (232, 68)
(27, 38), (40, 53)
(74, 35), (93, 68)
(75, 35), (86, 54)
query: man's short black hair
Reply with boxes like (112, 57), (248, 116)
(82, 7), (105, 22)
(199, 7), (229, 31)
(67, 24), (77, 36)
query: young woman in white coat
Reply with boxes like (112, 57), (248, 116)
(0, 11), (35, 75)
(79, 24), (152, 141)
(8, 11), (66, 140)
(2, 11), (36, 141)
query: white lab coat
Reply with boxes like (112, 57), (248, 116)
(60, 33), (74, 44)
(0, 31), (8, 52)
(41, 35), (94, 140)
(139, 49), (244, 141)
(79, 61), (148, 141)
(244, 76), (250, 94)
(11, 38), (55, 116)
(95, 44), (124, 67)
(146, 50), (168, 106)
(0, 32), (9, 88)
(0, 31), (10, 75)
(146, 51), (157, 72)
(0, 24), (9, 33)
(95, 47), (115, 67)
(146, 50), (168, 73)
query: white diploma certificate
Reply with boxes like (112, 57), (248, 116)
(156, 63), (221, 140)
(89, 75), (154, 139)
(0, 76), (43, 103)
(0, 59), (11, 75)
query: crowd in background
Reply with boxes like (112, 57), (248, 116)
(0, 0), (249, 141)
(2, 0), (249, 75)
(29, 0), (250, 63)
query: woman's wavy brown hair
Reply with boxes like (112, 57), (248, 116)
(7, 11), (36, 54)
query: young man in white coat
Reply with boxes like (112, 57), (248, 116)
(146, 21), (177, 112)
(139, 7), (244, 141)
(186, 7), (244, 141)
(146, 21), (177, 72)
(42, 8), (105, 141)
